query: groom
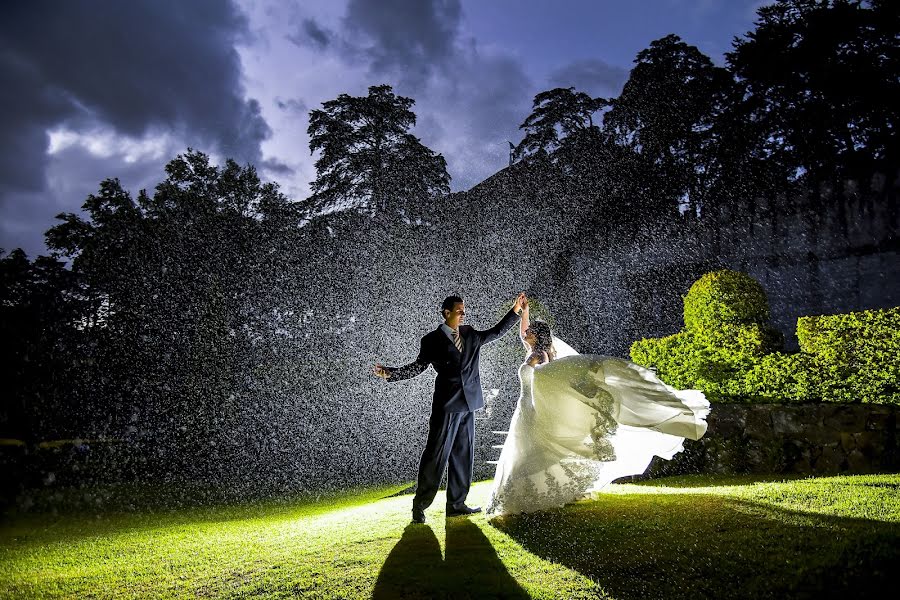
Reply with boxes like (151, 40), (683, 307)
(374, 293), (526, 523)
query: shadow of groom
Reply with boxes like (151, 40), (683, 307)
(373, 519), (529, 599)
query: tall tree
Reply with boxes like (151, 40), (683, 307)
(727, 0), (900, 184)
(604, 35), (733, 218)
(307, 84), (450, 216)
(0, 249), (90, 442)
(514, 87), (607, 161)
(45, 150), (300, 478)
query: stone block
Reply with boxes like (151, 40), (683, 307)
(823, 406), (868, 431)
(802, 424), (843, 446)
(705, 437), (749, 474)
(853, 432), (884, 458)
(793, 403), (827, 428)
(840, 432), (856, 452)
(746, 440), (779, 472)
(771, 409), (804, 435)
(782, 439), (813, 473)
(745, 405), (772, 436)
(846, 449), (872, 473)
(814, 443), (847, 473)
(866, 408), (897, 431)
(707, 412), (745, 438)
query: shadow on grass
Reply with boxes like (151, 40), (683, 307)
(374, 519), (528, 599)
(490, 493), (899, 600)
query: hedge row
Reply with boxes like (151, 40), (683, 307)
(795, 307), (900, 404)
(630, 270), (899, 404)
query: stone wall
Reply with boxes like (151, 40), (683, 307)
(522, 175), (900, 358)
(640, 403), (900, 478)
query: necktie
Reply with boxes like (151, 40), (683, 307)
(452, 329), (463, 353)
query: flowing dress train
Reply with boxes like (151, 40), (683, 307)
(486, 348), (710, 517)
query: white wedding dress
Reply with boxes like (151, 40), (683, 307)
(485, 338), (710, 517)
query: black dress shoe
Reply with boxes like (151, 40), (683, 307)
(411, 509), (426, 524)
(446, 504), (482, 517)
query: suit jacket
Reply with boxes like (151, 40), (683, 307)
(386, 309), (520, 413)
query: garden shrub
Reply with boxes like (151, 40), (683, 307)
(630, 331), (697, 391)
(683, 270), (770, 331)
(633, 270), (784, 401)
(796, 307), (900, 404)
(743, 352), (817, 402)
(630, 269), (898, 405)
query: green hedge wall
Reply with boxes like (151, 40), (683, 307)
(630, 269), (899, 405)
(797, 307), (900, 404)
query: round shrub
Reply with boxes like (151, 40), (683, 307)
(683, 270), (770, 331)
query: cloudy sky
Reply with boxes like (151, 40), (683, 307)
(1, 0), (768, 257)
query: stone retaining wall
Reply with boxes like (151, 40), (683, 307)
(641, 402), (899, 478)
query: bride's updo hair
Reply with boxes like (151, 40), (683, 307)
(529, 320), (557, 363)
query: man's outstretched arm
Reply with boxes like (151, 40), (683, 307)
(480, 293), (525, 345)
(374, 338), (431, 381)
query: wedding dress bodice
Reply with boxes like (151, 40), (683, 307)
(517, 363), (534, 412)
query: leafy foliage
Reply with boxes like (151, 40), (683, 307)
(514, 87), (607, 160)
(683, 270), (771, 331)
(307, 84), (450, 215)
(742, 352), (817, 402)
(727, 0), (900, 183)
(37, 150), (314, 476)
(632, 270), (898, 405)
(604, 34), (735, 215)
(0, 250), (91, 441)
(797, 307), (900, 404)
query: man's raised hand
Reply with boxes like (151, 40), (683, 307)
(373, 364), (390, 380)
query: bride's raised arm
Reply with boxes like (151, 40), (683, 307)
(519, 301), (530, 347)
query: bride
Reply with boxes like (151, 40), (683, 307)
(485, 299), (710, 517)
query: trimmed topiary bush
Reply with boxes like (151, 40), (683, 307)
(742, 352), (817, 402)
(683, 270), (770, 332)
(631, 269), (898, 405)
(630, 331), (697, 391)
(633, 270), (784, 401)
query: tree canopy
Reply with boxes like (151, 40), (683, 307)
(514, 87), (607, 161)
(727, 0), (900, 183)
(307, 84), (450, 216)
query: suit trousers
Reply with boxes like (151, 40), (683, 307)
(413, 410), (475, 511)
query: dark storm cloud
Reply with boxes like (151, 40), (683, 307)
(463, 55), (534, 136)
(2, 144), (169, 258)
(276, 98), (310, 115)
(287, 18), (335, 50)
(548, 59), (629, 98)
(0, 0), (270, 254)
(342, 0), (463, 89)
(260, 158), (295, 176)
(301, 0), (532, 191)
(0, 52), (73, 194)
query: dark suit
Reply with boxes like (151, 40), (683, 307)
(386, 309), (519, 511)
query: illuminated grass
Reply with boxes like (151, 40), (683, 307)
(1, 474), (898, 599)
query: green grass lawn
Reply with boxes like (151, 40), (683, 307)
(1, 474), (898, 599)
